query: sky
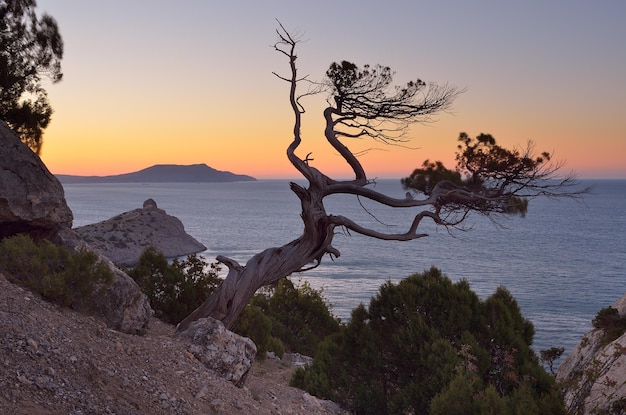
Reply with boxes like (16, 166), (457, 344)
(35, 0), (626, 179)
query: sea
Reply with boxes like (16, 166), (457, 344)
(62, 179), (625, 358)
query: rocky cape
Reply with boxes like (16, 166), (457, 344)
(75, 198), (207, 266)
(56, 163), (256, 183)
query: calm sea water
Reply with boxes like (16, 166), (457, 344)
(62, 179), (625, 358)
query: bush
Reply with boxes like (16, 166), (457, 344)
(233, 279), (341, 358)
(0, 234), (114, 308)
(291, 267), (566, 415)
(127, 246), (222, 325)
(592, 306), (626, 345)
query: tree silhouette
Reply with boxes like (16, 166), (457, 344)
(176, 23), (580, 333)
(0, 0), (63, 154)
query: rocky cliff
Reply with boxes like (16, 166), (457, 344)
(557, 292), (626, 414)
(0, 120), (73, 239)
(74, 198), (207, 266)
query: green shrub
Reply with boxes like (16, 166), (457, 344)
(127, 246), (222, 325)
(0, 234), (114, 308)
(592, 306), (626, 345)
(233, 279), (341, 358)
(291, 267), (566, 415)
(233, 304), (278, 358)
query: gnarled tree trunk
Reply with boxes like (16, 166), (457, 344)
(177, 177), (337, 331)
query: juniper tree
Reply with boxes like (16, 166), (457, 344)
(176, 23), (580, 332)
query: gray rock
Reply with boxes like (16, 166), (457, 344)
(56, 228), (153, 334)
(557, 292), (626, 414)
(75, 199), (206, 266)
(177, 317), (256, 387)
(0, 120), (73, 239)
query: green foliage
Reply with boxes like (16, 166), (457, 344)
(292, 267), (566, 415)
(401, 159), (464, 196)
(0, 234), (113, 308)
(401, 132), (564, 219)
(127, 246), (222, 325)
(0, 0), (63, 153)
(592, 306), (626, 345)
(456, 132), (550, 186)
(233, 279), (340, 358)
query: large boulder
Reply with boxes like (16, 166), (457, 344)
(0, 120), (73, 239)
(557, 293), (626, 414)
(55, 227), (154, 334)
(177, 317), (257, 387)
(74, 198), (206, 266)
(0, 121), (152, 334)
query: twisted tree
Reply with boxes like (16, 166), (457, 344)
(176, 24), (579, 333)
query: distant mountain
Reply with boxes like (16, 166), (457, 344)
(56, 164), (256, 183)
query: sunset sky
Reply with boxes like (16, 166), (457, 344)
(36, 0), (626, 179)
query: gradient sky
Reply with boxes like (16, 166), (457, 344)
(35, 0), (626, 179)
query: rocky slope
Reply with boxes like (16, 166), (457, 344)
(74, 199), (207, 266)
(557, 292), (626, 414)
(0, 272), (347, 415)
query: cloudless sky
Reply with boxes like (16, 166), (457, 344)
(36, 0), (626, 179)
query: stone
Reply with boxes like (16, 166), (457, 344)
(56, 228), (153, 334)
(0, 120), (73, 239)
(177, 317), (256, 387)
(557, 292), (626, 414)
(74, 199), (206, 266)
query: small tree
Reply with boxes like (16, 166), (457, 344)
(233, 279), (340, 357)
(0, 0), (63, 154)
(176, 23), (581, 333)
(127, 247), (222, 325)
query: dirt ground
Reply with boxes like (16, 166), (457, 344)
(0, 272), (348, 414)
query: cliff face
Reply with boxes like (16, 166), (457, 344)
(557, 293), (626, 414)
(74, 198), (207, 266)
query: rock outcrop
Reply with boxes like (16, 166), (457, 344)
(74, 198), (207, 266)
(0, 121), (152, 333)
(0, 120), (73, 239)
(557, 293), (626, 414)
(177, 317), (257, 387)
